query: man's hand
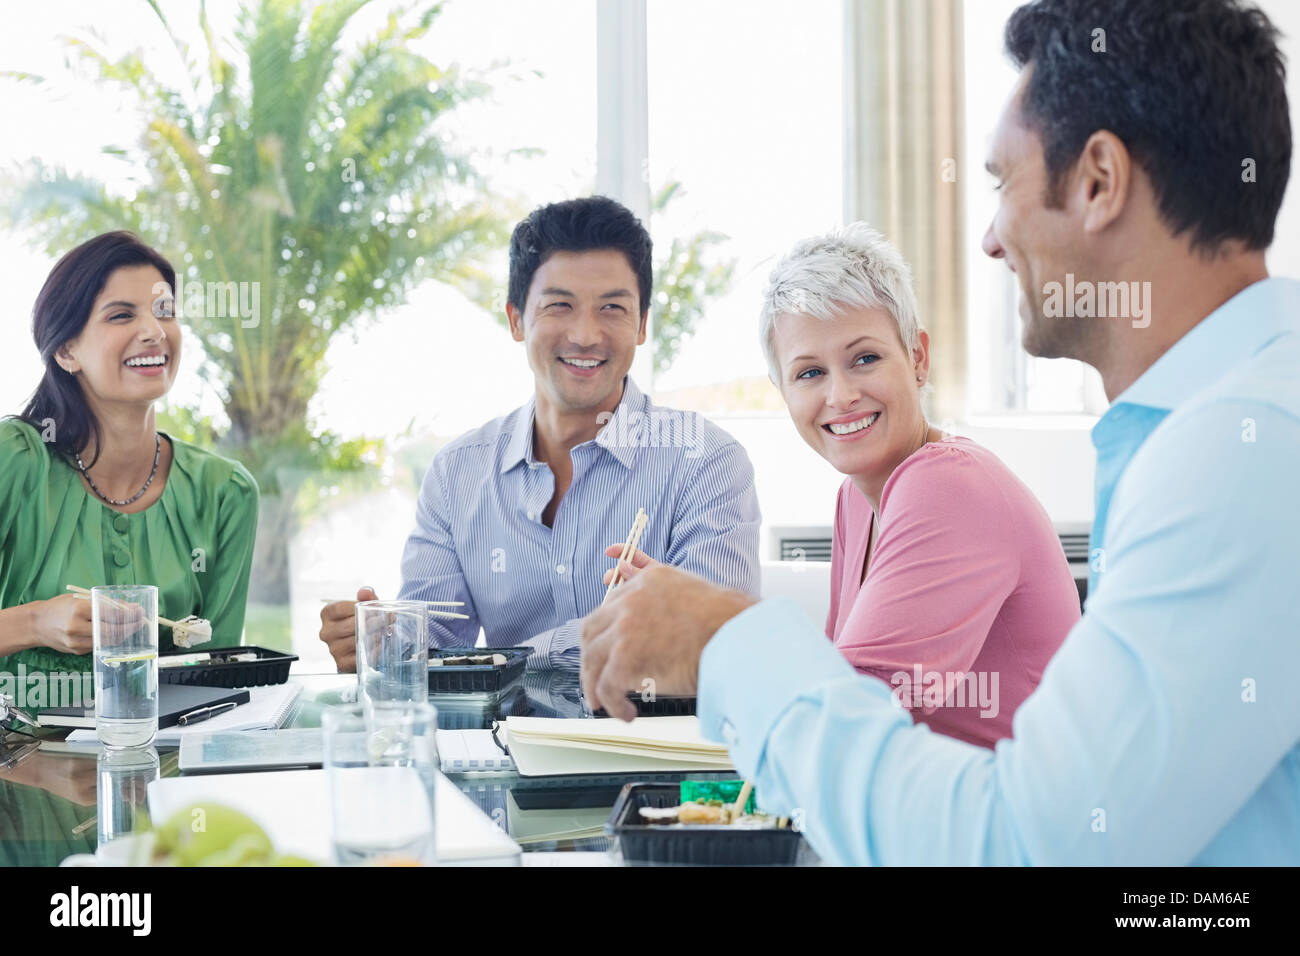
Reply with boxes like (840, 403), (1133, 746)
(581, 561), (756, 721)
(318, 587), (377, 673)
(601, 543), (659, 586)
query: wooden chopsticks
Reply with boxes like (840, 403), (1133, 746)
(603, 507), (648, 605)
(66, 585), (179, 627)
(318, 598), (469, 620)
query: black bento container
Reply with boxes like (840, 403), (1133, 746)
(606, 782), (803, 866)
(427, 646), (529, 693)
(158, 646), (297, 687)
(594, 695), (697, 718)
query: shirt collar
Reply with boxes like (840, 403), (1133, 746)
(1112, 277), (1299, 413)
(593, 376), (647, 469)
(500, 398), (539, 475)
(499, 376), (647, 474)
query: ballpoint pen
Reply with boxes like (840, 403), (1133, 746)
(176, 702), (239, 726)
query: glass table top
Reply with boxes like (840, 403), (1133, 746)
(0, 668), (820, 866)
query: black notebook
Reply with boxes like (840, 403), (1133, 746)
(36, 684), (251, 730)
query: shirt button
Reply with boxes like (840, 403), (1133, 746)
(113, 514), (129, 534)
(112, 550), (130, 568)
(721, 719), (739, 747)
(526, 511), (535, 521)
(555, 564), (565, 575)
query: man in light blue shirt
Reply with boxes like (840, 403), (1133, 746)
(581, 0), (1299, 864)
(321, 197), (760, 671)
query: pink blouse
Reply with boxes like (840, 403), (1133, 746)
(826, 437), (1080, 749)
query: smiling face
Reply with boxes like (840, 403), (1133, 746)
(508, 248), (646, 418)
(56, 265), (180, 410)
(773, 305), (930, 486)
(981, 73), (1093, 362)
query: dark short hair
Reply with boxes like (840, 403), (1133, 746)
(507, 196), (653, 317)
(1005, 0), (1291, 251)
(17, 231), (176, 468)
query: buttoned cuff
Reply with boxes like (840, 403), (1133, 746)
(548, 619), (583, 670)
(698, 597), (864, 775)
(516, 619), (582, 672)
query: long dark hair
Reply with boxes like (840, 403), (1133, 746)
(17, 231), (176, 469)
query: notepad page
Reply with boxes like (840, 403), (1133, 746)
(504, 716), (728, 754)
(506, 734), (734, 777)
(66, 683), (303, 745)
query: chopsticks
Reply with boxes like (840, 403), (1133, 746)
(318, 598), (469, 620)
(731, 779), (754, 819)
(66, 585), (181, 628)
(603, 507), (648, 605)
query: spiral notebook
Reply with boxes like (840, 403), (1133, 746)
(64, 683), (302, 746)
(438, 729), (515, 772)
(503, 716), (734, 776)
(178, 727), (515, 774)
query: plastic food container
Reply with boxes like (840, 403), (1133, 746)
(593, 695), (697, 718)
(605, 782), (803, 866)
(427, 646), (529, 694)
(157, 646), (297, 687)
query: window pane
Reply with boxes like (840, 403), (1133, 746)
(962, 0), (1104, 415)
(646, 0), (846, 549)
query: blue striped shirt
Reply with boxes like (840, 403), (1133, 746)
(398, 377), (761, 669)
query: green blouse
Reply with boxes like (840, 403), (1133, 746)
(0, 418), (259, 677)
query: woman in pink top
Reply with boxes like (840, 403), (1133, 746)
(760, 224), (1080, 748)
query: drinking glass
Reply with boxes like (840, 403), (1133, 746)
(356, 600), (428, 705)
(92, 585), (158, 749)
(97, 746), (160, 846)
(322, 701), (438, 865)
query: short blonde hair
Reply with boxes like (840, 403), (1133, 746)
(760, 223), (923, 381)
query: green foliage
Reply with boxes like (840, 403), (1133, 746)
(1, 0), (509, 601)
(649, 181), (737, 375)
(2, 0), (505, 469)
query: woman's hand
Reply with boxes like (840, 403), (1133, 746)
(30, 594), (94, 655)
(1, 752), (98, 806)
(602, 544), (660, 587)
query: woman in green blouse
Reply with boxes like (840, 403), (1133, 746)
(0, 232), (258, 684)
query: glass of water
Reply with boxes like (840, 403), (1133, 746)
(97, 746), (160, 847)
(322, 701), (438, 866)
(356, 601), (428, 705)
(92, 585), (158, 749)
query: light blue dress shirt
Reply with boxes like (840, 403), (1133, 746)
(399, 377), (761, 669)
(699, 278), (1300, 864)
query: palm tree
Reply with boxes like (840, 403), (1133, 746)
(649, 181), (737, 374)
(3, 0), (506, 601)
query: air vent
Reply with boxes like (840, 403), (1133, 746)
(1058, 532), (1090, 562)
(779, 538), (832, 562)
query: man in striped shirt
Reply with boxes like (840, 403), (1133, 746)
(320, 196), (761, 670)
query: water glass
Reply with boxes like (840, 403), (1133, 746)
(92, 585), (158, 749)
(322, 701), (438, 865)
(356, 601), (428, 704)
(97, 746), (160, 847)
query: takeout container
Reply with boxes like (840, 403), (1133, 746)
(606, 782), (803, 866)
(427, 646), (529, 694)
(157, 646), (297, 687)
(594, 695), (697, 718)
